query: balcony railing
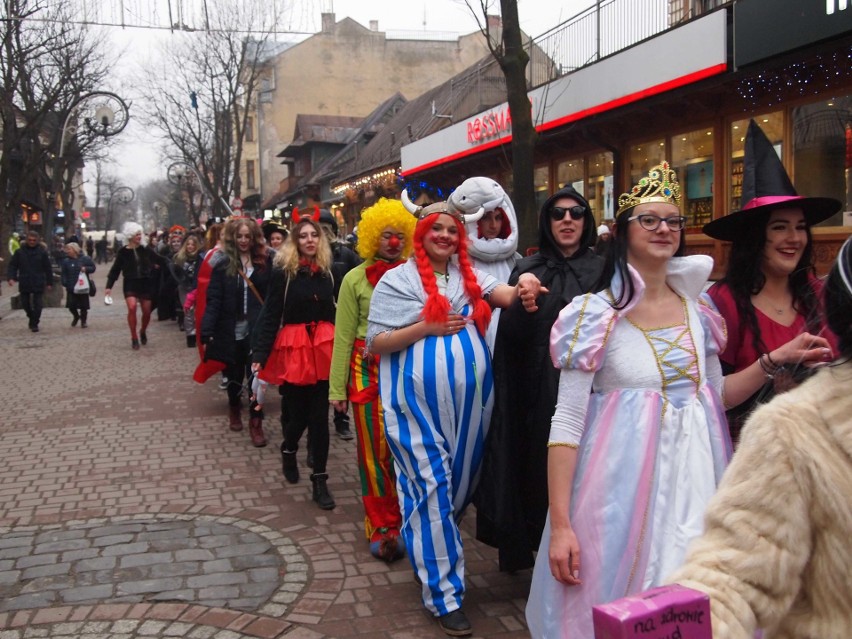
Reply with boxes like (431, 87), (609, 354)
(526, 0), (733, 90)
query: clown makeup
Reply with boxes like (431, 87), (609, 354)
(377, 227), (406, 262)
(422, 213), (460, 269)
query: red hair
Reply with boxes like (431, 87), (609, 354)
(477, 207), (510, 240)
(414, 213), (492, 337)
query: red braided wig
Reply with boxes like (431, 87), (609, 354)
(413, 213), (492, 337)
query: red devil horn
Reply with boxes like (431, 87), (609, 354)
(292, 207), (301, 223)
(313, 206), (321, 222)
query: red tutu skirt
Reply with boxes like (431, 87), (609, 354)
(260, 321), (334, 386)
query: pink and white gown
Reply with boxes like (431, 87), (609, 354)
(526, 255), (732, 639)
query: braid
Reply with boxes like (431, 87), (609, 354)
(454, 221), (491, 337)
(413, 220), (450, 323)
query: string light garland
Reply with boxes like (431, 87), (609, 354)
(736, 48), (852, 109)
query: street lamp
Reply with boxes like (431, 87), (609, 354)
(107, 186), (135, 232)
(51, 91), (130, 237)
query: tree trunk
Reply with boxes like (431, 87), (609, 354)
(499, 0), (538, 252)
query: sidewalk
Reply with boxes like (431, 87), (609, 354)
(0, 264), (532, 638)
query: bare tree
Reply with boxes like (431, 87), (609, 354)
(0, 0), (117, 257)
(465, 0), (539, 249)
(138, 0), (285, 221)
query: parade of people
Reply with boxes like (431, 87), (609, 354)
(2, 3), (850, 637)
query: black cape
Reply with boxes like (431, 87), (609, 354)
(475, 184), (604, 572)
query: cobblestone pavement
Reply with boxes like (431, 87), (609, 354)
(0, 266), (532, 638)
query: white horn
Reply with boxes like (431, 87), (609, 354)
(400, 189), (421, 215)
(461, 205), (486, 224)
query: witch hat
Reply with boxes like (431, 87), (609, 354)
(703, 119), (840, 241)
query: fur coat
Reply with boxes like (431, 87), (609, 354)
(670, 360), (852, 638)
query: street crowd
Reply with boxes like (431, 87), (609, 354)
(4, 120), (852, 639)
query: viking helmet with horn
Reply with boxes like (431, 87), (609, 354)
(400, 188), (486, 224)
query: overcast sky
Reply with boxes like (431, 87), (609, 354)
(100, 0), (591, 197)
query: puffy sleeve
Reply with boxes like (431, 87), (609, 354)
(549, 291), (618, 373)
(708, 282), (740, 369)
(697, 293), (726, 398)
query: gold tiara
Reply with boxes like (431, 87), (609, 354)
(616, 160), (681, 216)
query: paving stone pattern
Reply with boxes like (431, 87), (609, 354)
(0, 268), (532, 637)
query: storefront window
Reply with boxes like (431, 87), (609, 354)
(627, 139), (667, 189)
(792, 95), (851, 226)
(556, 157), (584, 195)
(534, 164), (550, 213)
(588, 152), (615, 222)
(730, 111), (783, 212)
(672, 127), (714, 230)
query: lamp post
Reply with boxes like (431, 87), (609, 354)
(50, 91), (130, 238)
(107, 186), (134, 232)
(167, 160), (224, 225)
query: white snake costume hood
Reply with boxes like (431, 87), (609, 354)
(451, 177), (519, 263)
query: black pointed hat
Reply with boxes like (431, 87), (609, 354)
(702, 119), (840, 241)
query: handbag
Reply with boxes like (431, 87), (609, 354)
(73, 270), (90, 294)
(88, 275), (97, 297)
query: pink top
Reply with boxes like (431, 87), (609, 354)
(708, 280), (836, 372)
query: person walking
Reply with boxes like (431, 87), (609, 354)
(328, 198), (416, 562)
(475, 184), (604, 573)
(7, 230), (53, 332)
(455, 176), (521, 351)
(252, 213), (337, 510)
(172, 234), (205, 348)
(200, 218), (272, 446)
(105, 222), (166, 350)
(702, 119), (839, 444)
(367, 192), (545, 637)
(670, 235), (852, 639)
(60, 242), (96, 328)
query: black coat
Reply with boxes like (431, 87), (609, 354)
(200, 254), (273, 366)
(331, 242), (361, 299)
(7, 243), (53, 293)
(60, 255), (96, 293)
(252, 265), (336, 367)
(475, 185), (604, 572)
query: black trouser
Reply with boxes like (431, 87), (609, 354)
(225, 338), (250, 407)
(280, 381), (330, 474)
(20, 292), (44, 327)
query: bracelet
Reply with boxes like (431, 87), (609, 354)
(758, 353), (779, 379)
(548, 442), (579, 449)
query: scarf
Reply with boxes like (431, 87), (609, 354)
(365, 258), (404, 287)
(299, 258), (321, 273)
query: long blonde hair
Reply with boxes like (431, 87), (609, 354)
(273, 218), (332, 276)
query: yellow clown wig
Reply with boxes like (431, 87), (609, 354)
(356, 198), (416, 261)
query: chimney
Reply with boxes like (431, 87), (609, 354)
(369, 20), (379, 32)
(321, 12), (334, 34)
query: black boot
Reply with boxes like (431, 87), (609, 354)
(80, 311), (87, 328)
(281, 445), (299, 484)
(186, 334), (196, 348)
(71, 311), (79, 327)
(311, 473), (335, 510)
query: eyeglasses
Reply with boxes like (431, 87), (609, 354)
(627, 214), (687, 232)
(549, 205), (586, 221)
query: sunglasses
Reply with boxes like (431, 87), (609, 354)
(549, 205), (586, 221)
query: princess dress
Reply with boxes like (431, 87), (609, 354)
(526, 255), (732, 639)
